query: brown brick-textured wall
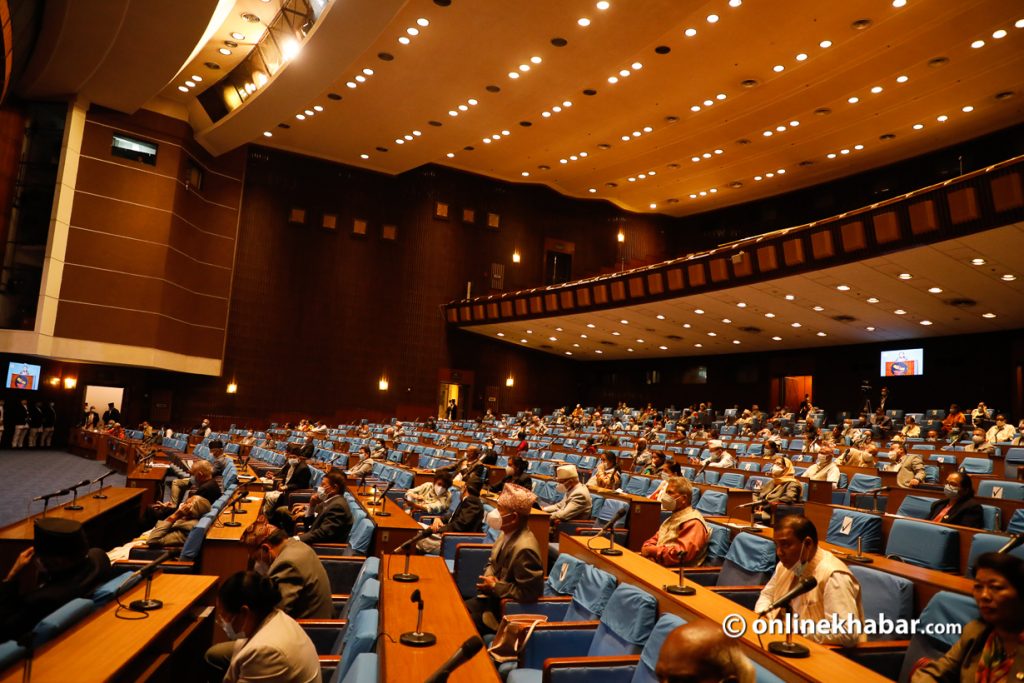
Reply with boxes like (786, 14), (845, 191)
(54, 107), (244, 361)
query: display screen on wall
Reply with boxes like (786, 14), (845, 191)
(6, 362), (41, 390)
(879, 349), (924, 377)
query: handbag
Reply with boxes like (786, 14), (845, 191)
(486, 613), (549, 663)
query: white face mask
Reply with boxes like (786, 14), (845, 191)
(771, 465), (784, 476)
(659, 491), (678, 512)
(315, 486), (326, 498)
(253, 559), (270, 576)
(287, 458), (298, 465)
(220, 616), (246, 641)
(792, 540), (811, 577)
(816, 456), (829, 466)
(485, 508), (503, 530)
(433, 484), (446, 497)
(555, 482), (568, 494)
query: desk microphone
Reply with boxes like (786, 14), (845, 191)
(423, 636), (484, 683)
(664, 563), (696, 596)
(376, 480), (394, 517)
(91, 470), (116, 499)
(760, 576), (816, 658)
(118, 550), (175, 611)
(223, 485), (250, 527)
(598, 507), (628, 556)
(998, 534), (1024, 555)
(399, 588), (436, 646)
(64, 479), (93, 511)
(757, 577), (817, 617)
(32, 488), (70, 503)
(846, 535), (874, 564)
(393, 528), (433, 583)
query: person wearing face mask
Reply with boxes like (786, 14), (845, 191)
(264, 444), (313, 512)
(640, 477), (710, 567)
(751, 457), (802, 524)
(965, 428), (996, 455)
(0, 518), (110, 642)
(912, 552), (1024, 682)
(466, 483), (544, 633)
(294, 471), (352, 545)
(647, 463), (683, 501)
(801, 445), (841, 487)
(638, 450), (666, 476)
(144, 495), (212, 547)
(705, 440), (736, 469)
(490, 456), (532, 493)
(480, 438), (499, 465)
(886, 443), (926, 488)
(755, 515), (865, 647)
(588, 452), (622, 489)
(542, 464), (592, 523)
(841, 442), (877, 468)
(928, 472), (984, 528)
(405, 472), (454, 514)
(417, 480), (485, 554)
(987, 414), (1017, 445)
(901, 415), (922, 438)
(212, 571), (321, 683)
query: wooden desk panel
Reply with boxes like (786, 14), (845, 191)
(380, 555), (500, 683)
(125, 466), (168, 509)
(586, 487), (660, 551)
(202, 492), (265, 580)
(0, 487), (143, 571)
(351, 490), (424, 557)
(0, 573), (216, 683)
(561, 535), (889, 683)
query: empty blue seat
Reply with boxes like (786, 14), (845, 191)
(978, 480), (1024, 501)
(960, 457), (993, 474)
(718, 472), (746, 488)
(695, 490), (727, 516)
(825, 508), (883, 554)
(629, 614), (686, 683)
(848, 565), (913, 642)
(966, 533), (1024, 576)
(717, 532), (777, 586)
(32, 598), (95, 645)
(544, 554), (585, 597)
(884, 518), (959, 571)
(895, 495), (940, 519)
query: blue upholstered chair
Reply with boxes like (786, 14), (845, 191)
(825, 508), (884, 554)
(884, 519), (959, 571)
(897, 592), (979, 682)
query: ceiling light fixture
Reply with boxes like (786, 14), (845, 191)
(1002, 274), (1017, 281)
(971, 258), (986, 265)
(898, 273), (913, 280)
(920, 320), (933, 326)
(982, 313), (997, 318)
(928, 287), (943, 293)
(836, 284), (851, 291)
(578, 17), (591, 26)
(894, 309), (906, 315)
(771, 336), (782, 342)
(785, 294), (795, 300)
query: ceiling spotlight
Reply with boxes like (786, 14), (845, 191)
(1002, 274), (1017, 281)
(732, 340), (741, 345)
(729, 0), (742, 6)
(596, 0), (611, 9)
(683, 323), (691, 328)
(791, 322), (802, 328)
(894, 309), (906, 315)
(685, 27), (697, 37)
(819, 39), (832, 48)
(736, 302), (747, 308)
(848, 96), (860, 104)
(263, 131), (273, 137)
(867, 297), (879, 303)
(773, 65), (785, 73)
(771, 336), (782, 341)
(636, 338), (645, 343)
(656, 314), (665, 320)
(796, 53), (808, 61)
(398, 36), (410, 44)
(707, 14), (719, 23)
(816, 332), (827, 337)
(836, 284), (851, 291)
(406, 27), (419, 36)
(982, 313), (997, 318)
(993, 29), (1007, 39)
(971, 258), (986, 265)
(549, 336), (557, 341)
(963, 105), (975, 113)
(230, 32), (245, 40)
(620, 319), (629, 324)
(177, 85), (189, 92)
(764, 313), (775, 318)
(218, 47), (232, 55)
(722, 318), (732, 324)
(694, 343), (703, 348)
(866, 326), (876, 331)
(707, 332), (717, 337)
(928, 287), (943, 293)
(694, 308), (704, 314)
(578, 17), (591, 26)
(417, 17), (429, 26)
(898, 273), (913, 280)
(784, 294), (795, 300)
(897, 75), (909, 83)
(813, 306), (824, 312)
(920, 320), (933, 326)
(971, 40), (985, 48)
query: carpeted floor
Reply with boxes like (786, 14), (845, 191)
(0, 449), (127, 528)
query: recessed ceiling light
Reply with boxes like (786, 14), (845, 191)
(398, 36), (410, 45)
(773, 65), (785, 73)
(813, 306), (824, 311)
(446, 152), (454, 158)
(497, 332), (505, 337)
(937, 115), (948, 122)
(627, 348), (634, 352)
(417, 17), (429, 27)
(913, 123), (924, 130)
(771, 336), (782, 341)
(580, 334), (588, 339)
(894, 309), (906, 315)
(962, 105), (975, 113)
(578, 17), (591, 26)
(971, 258), (986, 265)
(263, 131), (273, 137)
(218, 47), (232, 55)
(594, 349), (603, 354)
(659, 345), (668, 350)
(982, 313), (997, 318)
(707, 332), (717, 337)
(729, 0), (742, 6)
(706, 14), (719, 23)
(359, 153), (368, 159)
(920, 320), (933, 326)
(816, 332), (827, 337)
(683, 323), (691, 329)
(866, 326), (876, 331)
(656, 314), (666, 320)
(848, 97), (859, 104)
(871, 86), (883, 94)
(596, 1), (611, 9)
(785, 294), (795, 300)
(694, 308), (704, 314)
(549, 336), (557, 341)
(867, 297), (879, 303)
(796, 53), (808, 61)
(407, 27), (419, 36)
(295, 114), (305, 120)
(971, 39), (985, 48)
(791, 322), (801, 328)
(836, 285), (851, 291)
(764, 313), (775, 318)
(898, 273), (913, 280)
(928, 287), (943, 293)
(684, 28), (697, 37)
(721, 318), (732, 324)
(565, 352), (572, 356)
(555, 327), (563, 332)
(695, 343), (703, 348)
(526, 330), (533, 334)
(896, 75), (909, 83)
(612, 331), (620, 336)
(892, 0), (907, 7)
(520, 339), (527, 343)
(177, 85), (189, 93)
(635, 338), (645, 343)
(586, 323), (596, 328)
(1002, 274), (1017, 281)
(731, 340), (740, 345)
(620, 319), (629, 324)
(736, 302), (747, 308)
(819, 40), (832, 48)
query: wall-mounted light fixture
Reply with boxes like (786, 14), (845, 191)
(48, 376), (61, 387)
(512, 249), (521, 263)
(63, 377), (77, 390)
(226, 382), (238, 394)
(378, 376), (389, 391)
(505, 375), (515, 387)
(617, 230), (625, 243)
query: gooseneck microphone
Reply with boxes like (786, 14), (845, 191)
(423, 636), (484, 682)
(598, 507), (628, 556)
(399, 588), (437, 646)
(392, 528), (433, 583)
(376, 480), (394, 517)
(760, 576), (818, 659)
(91, 470), (116, 499)
(757, 576), (818, 617)
(117, 550), (175, 612)
(64, 479), (93, 511)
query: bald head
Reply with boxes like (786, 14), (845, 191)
(655, 621), (755, 683)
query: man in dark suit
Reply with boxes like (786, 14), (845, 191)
(297, 471), (353, 545)
(0, 519), (110, 642)
(929, 472), (984, 528)
(466, 483), (544, 633)
(102, 402), (121, 425)
(262, 444), (312, 512)
(418, 480), (486, 553)
(480, 439), (498, 465)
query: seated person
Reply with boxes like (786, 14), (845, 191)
(656, 621), (756, 683)
(901, 415), (922, 438)
(752, 456), (802, 524)
(705, 440), (736, 469)
(418, 480), (486, 554)
(490, 456), (532, 494)
(0, 519), (110, 642)
(971, 402), (992, 429)
(587, 452), (622, 489)
(641, 477), (710, 567)
(886, 443), (925, 488)
(756, 515), (865, 647)
(647, 462), (682, 501)
(801, 446), (841, 487)
(213, 571), (321, 683)
(542, 464), (592, 523)
(841, 443), (877, 467)
(243, 514), (332, 617)
(942, 404), (966, 435)
(480, 439), (499, 465)
(446, 445), (486, 490)
(345, 445), (376, 479)
(144, 495), (212, 548)
(638, 450), (665, 476)
(157, 460), (221, 523)
(929, 472), (984, 528)
(294, 471), (352, 545)
(466, 484), (544, 633)
(405, 472), (454, 515)
(208, 439), (229, 477)
(965, 428), (996, 455)
(873, 409), (894, 439)
(985, 414), (1016, 445)
(263, 445), (312, 512)
(913, 552), (1024, 682)
(632, 438), (651, 467)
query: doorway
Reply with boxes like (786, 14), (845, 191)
(438, 383), (467, 420)
(543, 237), (575, 286)
(85, 385), (125, 423)
(781, 376), (813, 412)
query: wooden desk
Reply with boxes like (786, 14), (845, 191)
(561, 535), (889, 683)
(0, 487), (143, 571)
(586, 486), (660, 551)
(125, 465), (169, 508)
(201, 491), (266, 579)
(351, 490), (424, 557)
(0, 573), (216, 683)
(380, 555), (500, 683)
(710, 512), (974, 612)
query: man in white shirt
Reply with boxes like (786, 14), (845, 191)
(755, 515), (865, 647)
(900, 416), (921, 438)
(542, 464), (592, 522)
(987, 414), (1017, 444)
(802, 446), (841, 487)
(705, 440), (735, 469)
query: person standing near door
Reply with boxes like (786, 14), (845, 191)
(41, 402), (57, 447)
(12, 399), (30, 448)
(446, 398), (457, 421)
(28, 401), (44, 447)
